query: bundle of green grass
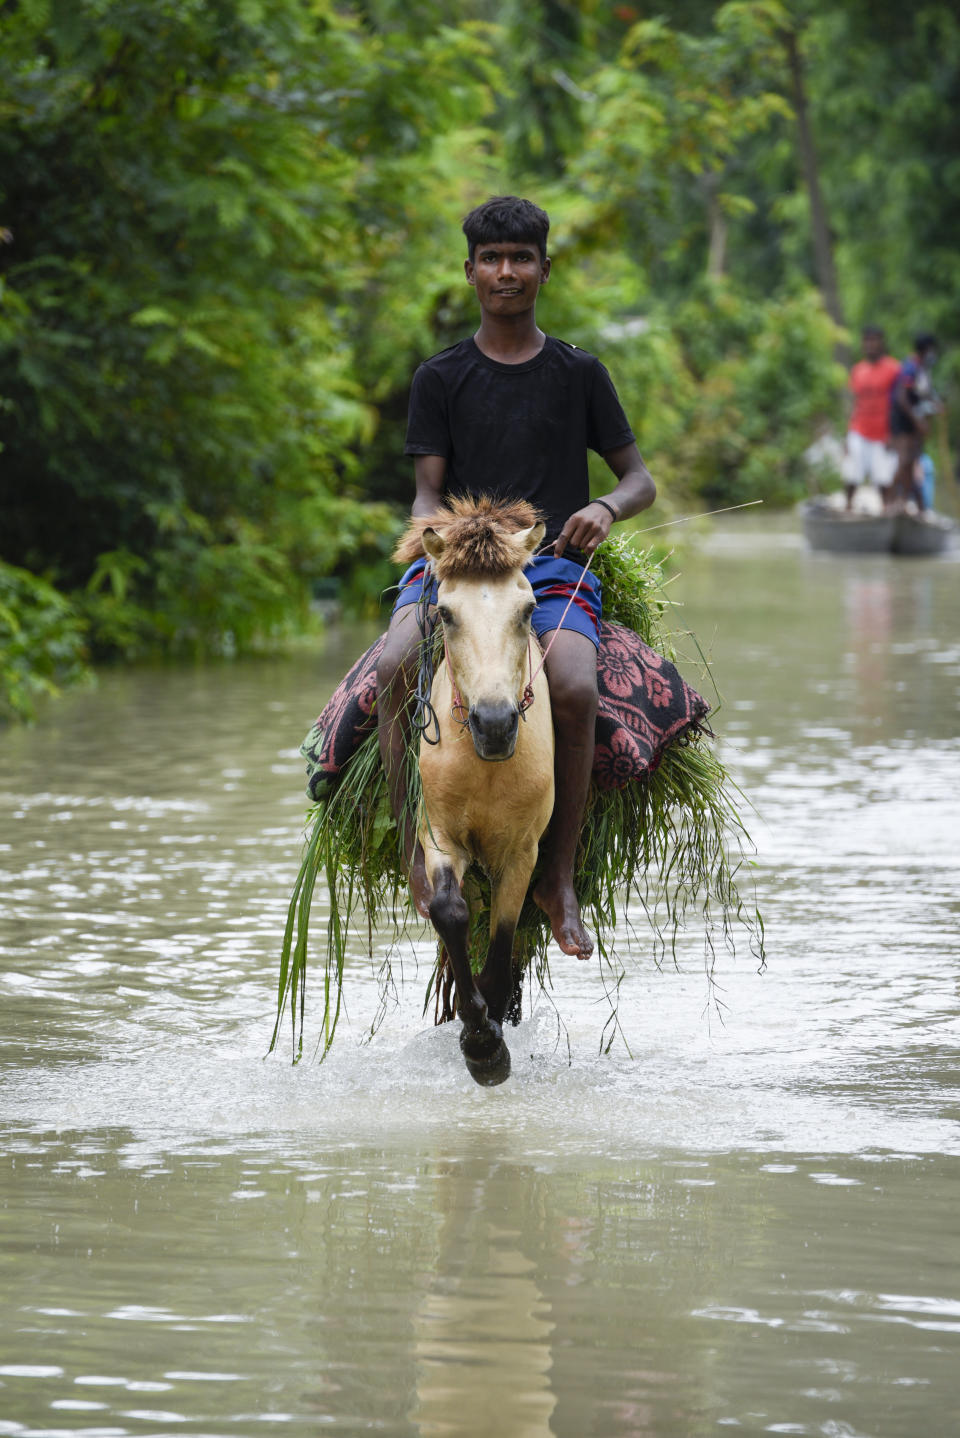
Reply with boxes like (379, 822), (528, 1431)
(272, 535), (763, 1061)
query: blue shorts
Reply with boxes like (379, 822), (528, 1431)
(392, 554), (603, 648)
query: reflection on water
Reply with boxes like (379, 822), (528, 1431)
(414, 1159), (555, 1437)
(1, 1136), (957, 1436)
(1, 517), (959, 1434)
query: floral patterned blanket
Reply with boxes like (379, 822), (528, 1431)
(301, 622), (708, 802)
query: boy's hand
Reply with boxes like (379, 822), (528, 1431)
(553, 501), (616, 557)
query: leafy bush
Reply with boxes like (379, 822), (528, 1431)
(0, 562), (91, 722)
(0, 0), (484, 656)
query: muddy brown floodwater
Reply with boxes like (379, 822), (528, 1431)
(1, 514), (958, 1436)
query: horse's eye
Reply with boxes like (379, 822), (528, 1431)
(438, 605), (454, 626)
(519, 603), (535, 627)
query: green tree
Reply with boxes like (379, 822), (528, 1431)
(803, 2), (960, 370)
(0, 0), (498, 659)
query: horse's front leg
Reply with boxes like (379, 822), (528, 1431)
(427, 859), (511, 1087)
(477, 841), (539, 1027)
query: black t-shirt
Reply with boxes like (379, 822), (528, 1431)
(404, 335), (636, 549)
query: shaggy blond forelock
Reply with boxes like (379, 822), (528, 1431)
(393, 495), (542, 580)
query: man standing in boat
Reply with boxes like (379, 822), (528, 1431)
(376, 196), (656, 962)
(889, 333), (940, 513)
(843, 326), (900, 512)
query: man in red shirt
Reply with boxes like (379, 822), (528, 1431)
(843, 326), (901, 510)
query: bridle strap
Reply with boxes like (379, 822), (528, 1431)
(518, 634), (536, 716)
(442, 626), (469, 727)
(411, 560), (441, 745)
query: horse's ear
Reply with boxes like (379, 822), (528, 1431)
(422, 527), (446, 561)
(517, 521), (545, 555)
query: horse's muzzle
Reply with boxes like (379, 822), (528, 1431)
(468, 700), (520, 761)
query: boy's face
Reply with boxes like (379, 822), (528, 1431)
(464, 240), (550, 316)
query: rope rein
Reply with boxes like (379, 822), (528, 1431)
(410, 560), (441, 745)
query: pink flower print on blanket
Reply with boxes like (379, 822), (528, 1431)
(641, 651), (674, 709)
(599, 631), (646, 699)
(593, 726), (644, 792)
(357, 676), (379, 717)
(314, 682), (355, 774)
(303, 635), (386, 798)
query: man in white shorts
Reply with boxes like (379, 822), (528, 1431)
(843, 326), (900, 510)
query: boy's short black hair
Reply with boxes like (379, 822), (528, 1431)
(913, 332), (937, 355)
(862, 324), (885, 340)
(462, 196), (550, 262)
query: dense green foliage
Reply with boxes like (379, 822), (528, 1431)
(0, 0), (494, 671)
(0, 559), (90, 721)
(2, 0), (957, 712)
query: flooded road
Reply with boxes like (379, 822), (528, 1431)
(2, 516), (959, 1436)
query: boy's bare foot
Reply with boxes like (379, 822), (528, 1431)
(409, 842), (433, 919)
(533, 873), (593, 960)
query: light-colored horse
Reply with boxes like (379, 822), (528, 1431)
(397, 498), (555, 1086)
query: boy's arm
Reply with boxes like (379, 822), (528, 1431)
(891, 368), (927, 435)
(412, 454), (447, 517)
(554, 442), (656, 557)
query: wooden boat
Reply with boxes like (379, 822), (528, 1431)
(802, 499), (956, 556)
(802, 500), (894, 553)
(892, 510), (957, 556)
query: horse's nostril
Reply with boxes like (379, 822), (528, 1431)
(470, 701), (519, 751)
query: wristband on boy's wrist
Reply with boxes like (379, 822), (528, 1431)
(593, 497), (619, 522)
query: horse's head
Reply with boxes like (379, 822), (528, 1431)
(420, 504), (546, 762)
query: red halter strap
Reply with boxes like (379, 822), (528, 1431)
(518, 634), (537, 716)
(442, 626), (469, 726)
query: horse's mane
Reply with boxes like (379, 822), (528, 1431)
(393, 495), (543, 581)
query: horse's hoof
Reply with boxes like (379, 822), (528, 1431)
(460, 1022), (512, 1087)
(464, 1042), (512, 1087)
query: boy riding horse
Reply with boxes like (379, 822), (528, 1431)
(376, 195), (657, 961)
